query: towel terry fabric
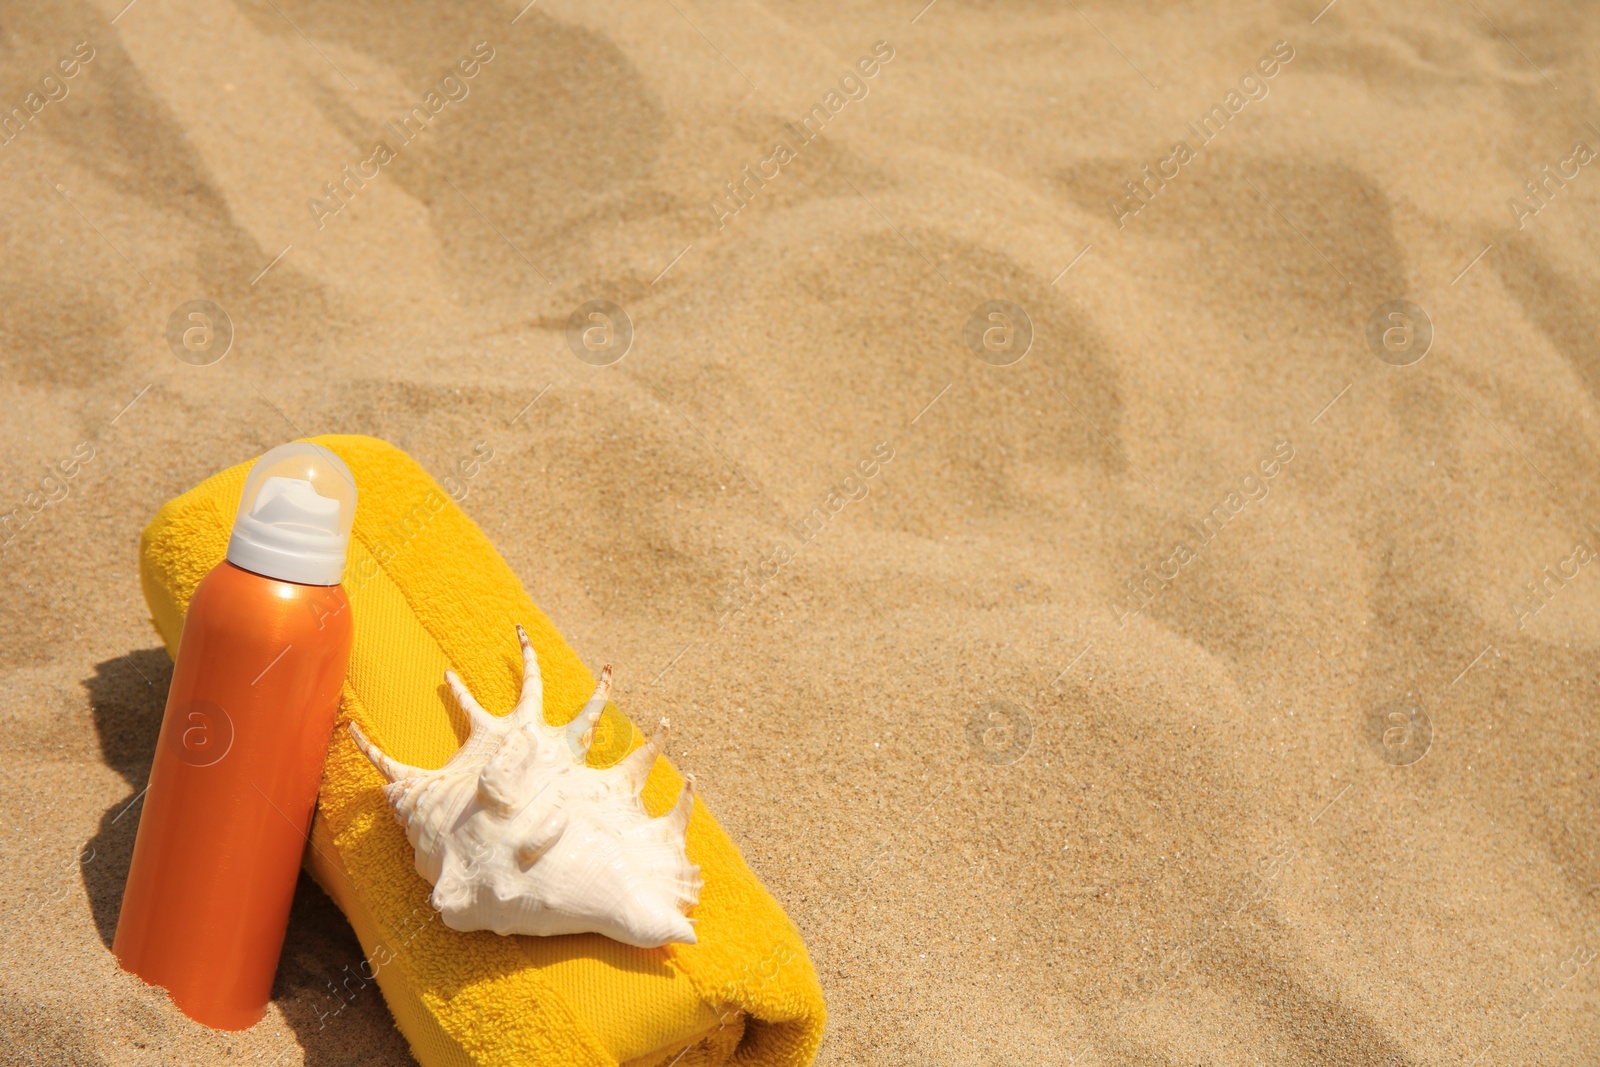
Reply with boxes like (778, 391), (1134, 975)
(136, 434), (826, 1067)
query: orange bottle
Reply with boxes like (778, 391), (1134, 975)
(115, 442), (357, 1030)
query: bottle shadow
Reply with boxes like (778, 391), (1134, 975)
(83, 650), (416, 1065)
(81, 647), (169, 951)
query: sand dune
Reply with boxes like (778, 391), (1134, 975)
(3, 0), (1600, 1063)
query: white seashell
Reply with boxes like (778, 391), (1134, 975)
(349, 625), (701, 948)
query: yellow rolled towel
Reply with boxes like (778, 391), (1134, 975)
(136, 434), (826, 1067)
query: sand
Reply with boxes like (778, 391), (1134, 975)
(4, 0), (1600, 1062)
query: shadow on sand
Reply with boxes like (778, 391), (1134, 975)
(82, 649), (417, 1065)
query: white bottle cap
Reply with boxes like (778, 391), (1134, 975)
(226, 442), (357, 586)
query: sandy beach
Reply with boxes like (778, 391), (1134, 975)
(3, 0), (1600, 1062)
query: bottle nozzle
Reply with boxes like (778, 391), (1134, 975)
(226, 444), (356, 586)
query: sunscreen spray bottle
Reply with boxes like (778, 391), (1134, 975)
(115, 442), (357, 1030)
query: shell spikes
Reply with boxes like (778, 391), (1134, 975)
(349, 625), (701, 948)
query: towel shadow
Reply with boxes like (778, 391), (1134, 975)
(82, 650), (416, 1065)
(270, 872), (420, 1066)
